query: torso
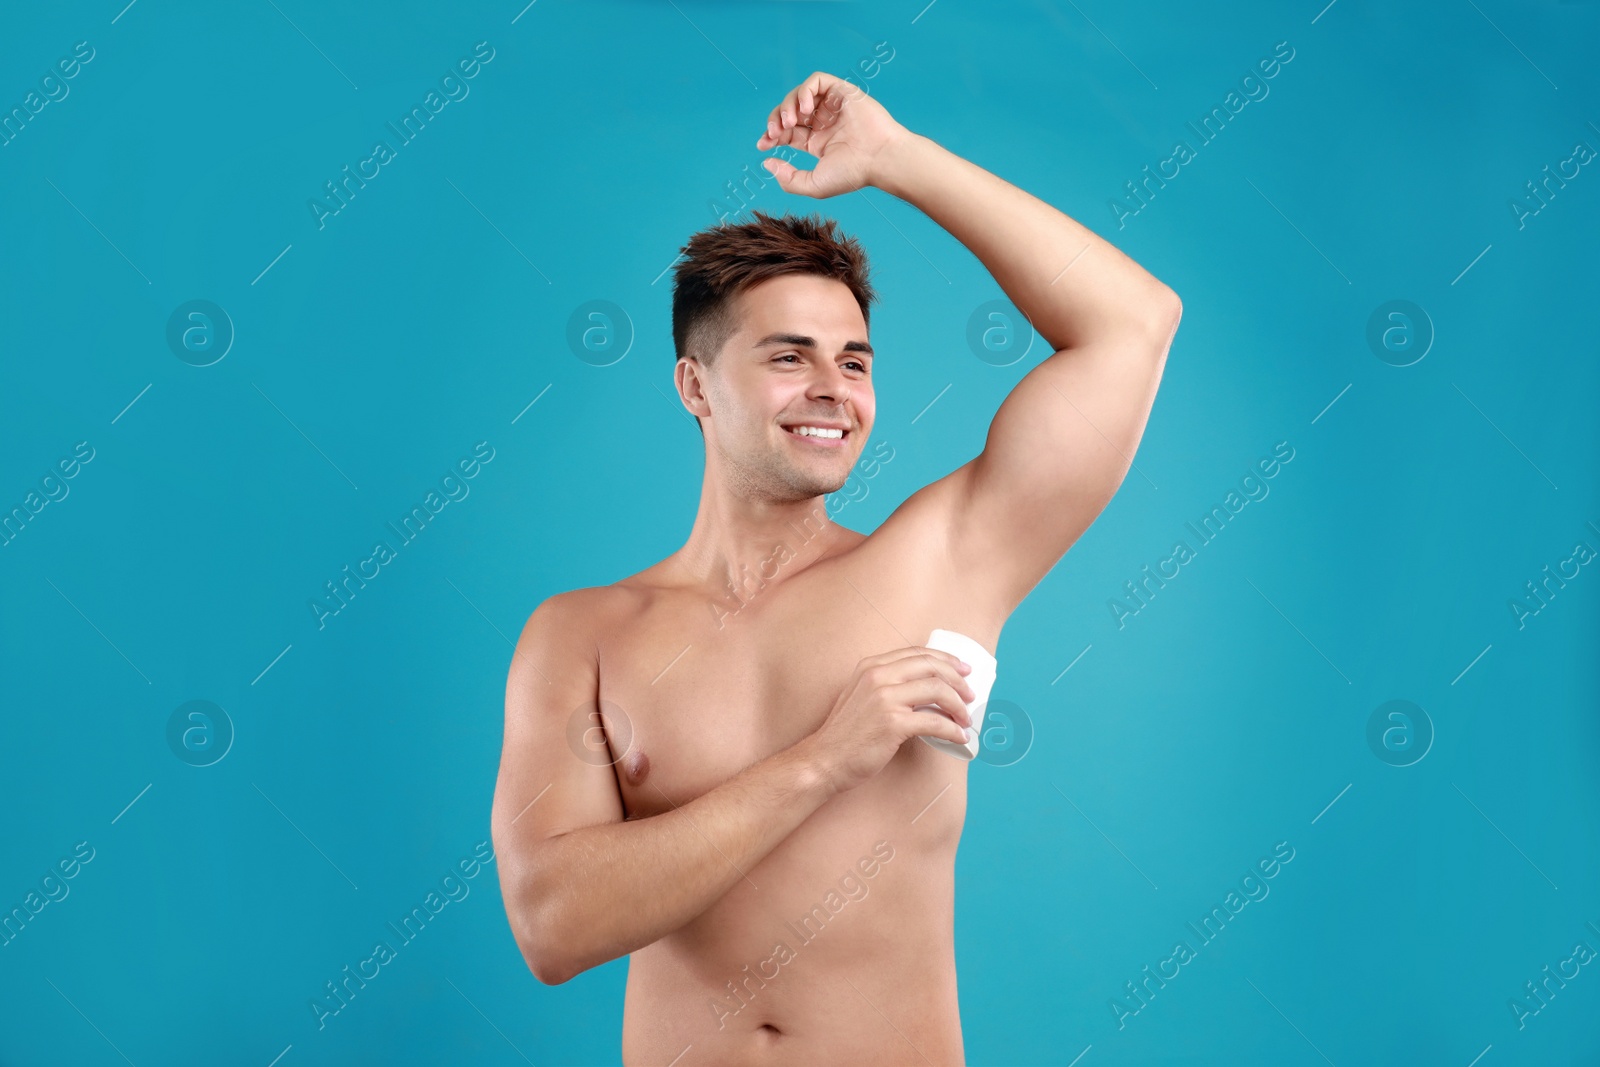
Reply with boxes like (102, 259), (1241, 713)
(589, 507), (1002, 1066)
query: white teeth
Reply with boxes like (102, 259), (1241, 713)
(790, 426), (843, 439)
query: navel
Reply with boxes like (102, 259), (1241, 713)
(621, 748), (651, 786)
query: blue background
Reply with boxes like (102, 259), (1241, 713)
(2, 0), (1597, 1064)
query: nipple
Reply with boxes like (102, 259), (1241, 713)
(621, 748), (651, 786)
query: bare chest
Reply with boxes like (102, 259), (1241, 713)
(596, 556), (962, 823)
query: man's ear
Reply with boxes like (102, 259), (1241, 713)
(677, 358), (713, 421)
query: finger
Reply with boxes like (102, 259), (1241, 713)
(757, 97), (791, 149)
(889, 644), (967, 666)
(809, 89), (843, 133)
(757, 121), (800, 150)
(778, 81), (806, 130)
(762, 72), (842, 149)
(760, 105), (789, 147)
(798, 81), (817, 124)
(888, 678), (973, 728)
(780, 72), (833, 134)
(893, 653), (976, 703)
(801, 70), (848, 110)
(798, 71), (841, 130)
(763, 156), (819, 198)
(862, 645), (970, 679)
(903, 647), (980, 694)
(904, 702), (973, 745)
(790, 124), (817, 154)
(887, 647), (976, 695)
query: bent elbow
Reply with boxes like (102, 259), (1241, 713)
(1139, 288), (1181, 353)
(512, 908), (578, 986)
(1150, 286), (1181, 335)
(529, 954), (575, 987)
(501, 839), (603, 986)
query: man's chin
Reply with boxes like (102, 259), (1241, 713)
(745, 444), (856, 501)
(770, 470), (849, 502)
(786, 460), (852, 498)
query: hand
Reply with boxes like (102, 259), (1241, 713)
(803, 646), (976, 795)
(755, 71), (910, 199)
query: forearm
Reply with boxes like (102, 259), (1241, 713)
(873, 131), (1177, 350)
(515, 738), (835, 983)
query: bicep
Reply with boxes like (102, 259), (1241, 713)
(490, 595), (624, 911)
(952, 318), (1176, 616)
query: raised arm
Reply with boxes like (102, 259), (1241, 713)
(490, 591), (975, 984)
(759, 74), (1181, 620)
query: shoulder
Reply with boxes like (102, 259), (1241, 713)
(517, 584), (638, 646)
(508, 584), (641, 687)
(852, 460), (973, 568)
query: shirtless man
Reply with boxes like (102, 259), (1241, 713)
(491, 72), (1181, 1065)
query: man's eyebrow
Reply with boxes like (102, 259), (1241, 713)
(753, 332), (874, 357)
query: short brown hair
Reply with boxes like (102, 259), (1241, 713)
(671, 210), (877, 369)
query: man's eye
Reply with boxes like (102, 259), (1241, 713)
(847, 361), (867, 372)
(775, 353), (800, 363)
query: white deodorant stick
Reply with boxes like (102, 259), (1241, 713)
(917, 628), (998, 761)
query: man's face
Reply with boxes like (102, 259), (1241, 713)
(698, 273), (875, 503)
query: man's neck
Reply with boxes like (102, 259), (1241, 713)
(672, 480), (846, 603)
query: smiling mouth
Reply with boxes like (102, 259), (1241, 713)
(781, 423), (850, 447)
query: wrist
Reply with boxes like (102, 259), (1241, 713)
(788, 735), (842, 800)
(870, 128), (934, 201)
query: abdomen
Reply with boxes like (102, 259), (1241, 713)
(621, 749), (967, 1064)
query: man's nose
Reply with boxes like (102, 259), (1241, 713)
(807, 364), (851, 403)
